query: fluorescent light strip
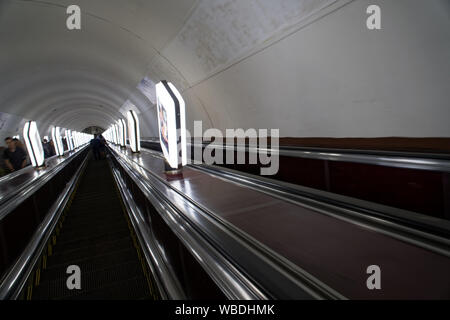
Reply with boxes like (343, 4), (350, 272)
(156, 81), (186, 168)
(24, 121), (45, 167)
(127, 110), (140, 153)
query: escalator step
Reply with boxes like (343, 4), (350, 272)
(57, 219), (130, 242)
(49, 229), (131, 252)
(32, 157), (153, 300)
(34, 261), (148, 300)
(41, 247), (139, 282)
(48, 236), (135, 267)
(65, 276), (151, 300)
(59, 216), (129, 234)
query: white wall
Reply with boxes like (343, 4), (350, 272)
(1, 0), (449, 139)
(147, 0), (450, 137)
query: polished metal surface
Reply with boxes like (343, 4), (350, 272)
(110, 147), (274, 300)
(108, 157), (187, 300)
(0, 146), (88, 221)
(198, 143), (450, 172)
(112, 145), (450, 299)
(0, 152), (89, 299)
(193, 163), (450, 255)
(142, 146), (450, 252)
(0, 151), (68, 184)
(110, 146), (346, 299)
(141, 139), (450, 172)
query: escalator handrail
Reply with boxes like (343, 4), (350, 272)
(141, 139), (450, 172)
(108, 157), (187, 300)
(0, 146), (89, 221)
(192, 163), (450, 255)
(0, 149), (75, 185)
(109, 147), (274, 300)
(0, 151), (89, 299)
(141, 147), (450, 257)
(109, 145), (343, 300)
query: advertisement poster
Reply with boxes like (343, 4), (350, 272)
(158, 101), (169, 155)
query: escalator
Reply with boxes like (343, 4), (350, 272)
(4, 143), (446, 300)
(30, 155), (156, 300)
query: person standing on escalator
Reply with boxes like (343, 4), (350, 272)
(42, 138), (55, 158)
(3, 137), (28, 172)
(98, 134), (106, 159)
(90, 134), (100, 160)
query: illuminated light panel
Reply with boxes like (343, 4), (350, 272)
(113, 124), (119, 145)
(117, 119), (126, 147)
(52, 127), (63, 156)
(120, 118), (127, 147)
(23, 121), (45, 167)
(73, 132), (78, 149)
(66, 130), (74, 151)
(155, 80), (187, 169)
(127, 110), (140, 153)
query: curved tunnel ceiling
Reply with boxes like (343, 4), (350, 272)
(0, 0), (197, 136)
(1, 0), (449, 138)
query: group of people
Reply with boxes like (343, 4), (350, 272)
(0, 133), (106, 177)
(1, 137), (28, 175)
(90, 134), (107, 160)
(0, 136), (57, 177)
